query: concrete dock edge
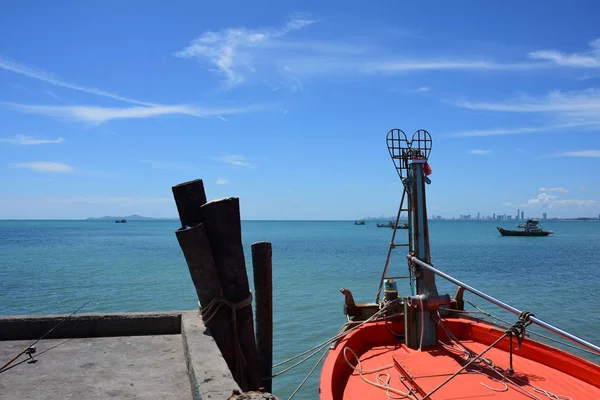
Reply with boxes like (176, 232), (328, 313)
(181, 312), (241, 399)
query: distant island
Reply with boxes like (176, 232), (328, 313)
(85, 214), (177, 221)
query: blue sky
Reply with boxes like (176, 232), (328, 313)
(1, 1), (600, 219)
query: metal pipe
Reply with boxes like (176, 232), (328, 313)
(407, 255), (600, 355)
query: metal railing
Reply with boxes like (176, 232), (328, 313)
(407, 255), (600, 355)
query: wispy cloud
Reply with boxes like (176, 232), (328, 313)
(468, 149), (491, 155)
(8, 161), (73, 173)
(413, 86), (431, 93)
(0, 56), (155, 106)
(452, 89), (600, 136)
(362, 60), (539, 74)
(2, 103), (268, 124)
(392, 86), (431, 94)
(539, 187), (569, 193)
(0, 135), (64, 145)
(528, 38), (600, 68)
(140, 160), (195, 171)
(216, 178), (229, 185)
(448, 123), (589, 137)
(176, 16), (554, 90)
(58, 196), (172, 205)
(553, 150), (600, 157)
(175, 16), (315, 87)
(213, 154), (253, 167)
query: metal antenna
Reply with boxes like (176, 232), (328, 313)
(376, 129), (433, 303)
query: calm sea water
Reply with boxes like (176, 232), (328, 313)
(1, 220), (599, 398)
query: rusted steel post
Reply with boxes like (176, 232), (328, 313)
(175, 224), (239, 382)
(200, 198), (261, 391)
(251, 241), (273, 393)
(172, 179), (207, 227)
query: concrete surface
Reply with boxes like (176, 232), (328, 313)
(181, 313), (241, 400)
(0, 311), (276, 400)
(0, 335), (191, 400)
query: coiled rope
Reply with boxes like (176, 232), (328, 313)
(199, 294), (252, 389)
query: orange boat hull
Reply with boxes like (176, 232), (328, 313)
(320, 317), (600, 399)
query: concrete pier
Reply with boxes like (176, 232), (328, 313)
(0, 311), (266, 400)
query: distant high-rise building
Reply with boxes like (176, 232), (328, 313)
(521, 211), (524, 220)
(477, 212), (480, 220)
(543, 212), (547, 220)
(493, 213), (496, 219)
(517, 209), (520, 220)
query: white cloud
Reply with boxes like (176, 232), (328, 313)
(175, 16), (315, 86)
(2, 103), (268, 124)
(0, 56), (155, 106)
(216, 178), (229, 185)
(528, 193), (557, 207)
(504, 191), (599, 209)
(9, 161), (73, 173)
(554, 150), (600, 157)
(214, 154), (253, 167)
(528, 38), (600, 68)
(539, 187), (569, 193)
(0, 135), (64, 145)
(468, 149), (491, 155)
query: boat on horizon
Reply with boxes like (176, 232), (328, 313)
(354, 220), (366, 225)
(115, 219), (127, 223)
(497, 219), (553, 236)
(318, 129), (599, 399)
(376, 221), (396, 228)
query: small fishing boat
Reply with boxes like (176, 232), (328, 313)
(115, 219), (127, 223)
(497, 219), (553, 236)
(354, 220), (366, 225)
(318, 129), (599, 400)
(376, 221), (396, 228)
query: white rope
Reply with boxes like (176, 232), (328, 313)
(342, 347), (417, 400)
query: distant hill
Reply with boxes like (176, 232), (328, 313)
(85, 214), (177, 221)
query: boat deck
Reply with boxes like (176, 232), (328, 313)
(321, 319), (600, 400)
(342, 341), (599, 399)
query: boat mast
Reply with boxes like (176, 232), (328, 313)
(407, 155), (438, 298)
(403, 130), (444, 349)
(379, 129), (447, 349)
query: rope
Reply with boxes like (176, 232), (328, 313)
(271, 299), (400, 376)
(199, 293), (253, 389)
(435, 315), (573, 400)
(343, 347), (418, 400)
(287, 348), (328, 400)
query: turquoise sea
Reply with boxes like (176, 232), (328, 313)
(1, 219), (599, 399)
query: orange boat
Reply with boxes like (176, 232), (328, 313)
(318, 129), (600, 400)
